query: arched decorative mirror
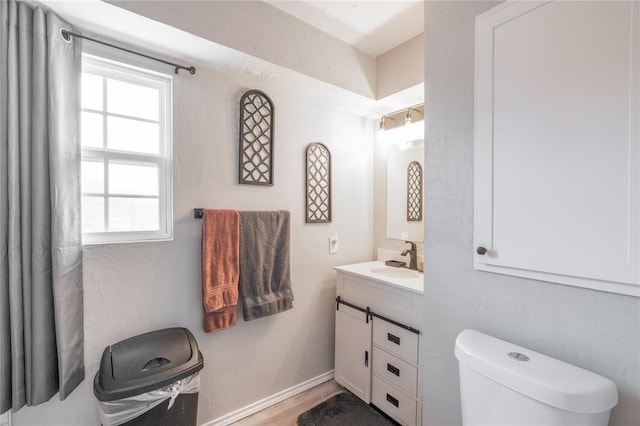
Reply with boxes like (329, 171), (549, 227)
(239, 90), (274, 185)
(305, 142), (331, 223)
(407, 161), (423, 221)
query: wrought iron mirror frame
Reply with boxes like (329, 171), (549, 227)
(305, 142), (332, 223)
(239, 89), (275, 185)
(407, 160), (423, 222)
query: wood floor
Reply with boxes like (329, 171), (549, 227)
(231, 380), (344, 425)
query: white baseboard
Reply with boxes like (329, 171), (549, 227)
(203, 370), (335, 426)
(0, 411), (11, 426)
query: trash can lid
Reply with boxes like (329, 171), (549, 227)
(94, 327), (204, 401)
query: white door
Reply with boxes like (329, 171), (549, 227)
(335, 303), (371, 403)
(474, 1), (640, 297)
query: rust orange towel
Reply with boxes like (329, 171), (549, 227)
(202, 209), (239, 332)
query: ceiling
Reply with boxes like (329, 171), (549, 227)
(41, 0), (424, 116)
(265, 0), (424, 57)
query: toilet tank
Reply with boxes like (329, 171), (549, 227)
(455, 329), (618, 426)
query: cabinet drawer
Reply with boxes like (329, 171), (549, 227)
(372, 347), (418, 398)
(371, 375), (417, 426)
(373, 319), (418, 364)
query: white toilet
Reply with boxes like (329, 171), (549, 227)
(455, 329), (618, 426)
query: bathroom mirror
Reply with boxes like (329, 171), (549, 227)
(386, 140), (424, 241)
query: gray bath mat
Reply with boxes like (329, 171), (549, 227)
(296, 392), (396, 425)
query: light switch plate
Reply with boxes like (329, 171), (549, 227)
(329, 232), (339, 254)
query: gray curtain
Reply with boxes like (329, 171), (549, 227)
(0, 0), (84, 414)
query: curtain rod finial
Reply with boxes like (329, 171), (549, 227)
(60, 29), (71, 42)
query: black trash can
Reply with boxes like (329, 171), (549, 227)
(94, 327), (204, 426)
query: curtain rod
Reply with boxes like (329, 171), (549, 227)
(61, 29), (196, 75)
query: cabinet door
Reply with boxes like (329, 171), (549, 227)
(335, 304), (371, 403)
(475, 1), (640, 296)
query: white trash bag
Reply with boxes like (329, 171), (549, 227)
(97, 372), (200, 426)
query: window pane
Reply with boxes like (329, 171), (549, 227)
(107, 79), (159, 121)
(80, 55), (172, 243)
(109, 197), (159, 231)
(81, 111), (103, 148)
(82, 73), (103, 111)
(82, 196), (105, 233)
(109, 162), (158, 196)
(82, 160), (104, 194)
(107, 116), (160, 154)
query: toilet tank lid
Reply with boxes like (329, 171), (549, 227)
(454, 329), (618, 414)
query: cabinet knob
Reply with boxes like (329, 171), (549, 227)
(476, 246), (488, 255)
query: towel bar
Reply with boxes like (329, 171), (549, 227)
(193, 208), (204, 219)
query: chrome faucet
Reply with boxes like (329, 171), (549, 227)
(401, 241), (418, 271)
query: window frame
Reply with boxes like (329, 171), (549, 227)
(81, 54), (173, 245)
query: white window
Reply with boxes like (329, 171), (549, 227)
(81, 55), (173, 244)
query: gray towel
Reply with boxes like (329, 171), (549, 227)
(239, 210), (294, 321)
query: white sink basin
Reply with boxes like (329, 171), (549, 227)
(335, 261), (423, 294)
(371, 266), (420, 279)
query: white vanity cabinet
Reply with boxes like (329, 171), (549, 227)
(335, 303), (371, 403)
(370, 319), (420, 425)
(334, 262), (423, 426)
(474, 1), (640, 297)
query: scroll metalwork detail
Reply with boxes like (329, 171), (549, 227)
(407, 161), (423, 221)
(239, 90), (274, 185)
(306, 143), (331, 223)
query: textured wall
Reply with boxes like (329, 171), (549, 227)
(13, 63), (374, 425)
(421, 2), (640, 425)
(377, 33), (424, 100)
(107, 0), (377, 99)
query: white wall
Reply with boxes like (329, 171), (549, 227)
(106, 0), (377, 100)
(421, 2), (640, 425)
(13, 60), (374, 425)
(372, 35), (425, 258)
(377, 33), (424, 100)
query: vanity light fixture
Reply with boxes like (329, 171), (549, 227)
(378, 104), (424, 145)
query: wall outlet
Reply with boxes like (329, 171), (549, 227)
(329, 232), (339, 254)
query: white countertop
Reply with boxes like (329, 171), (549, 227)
(334, 261), (424, 295)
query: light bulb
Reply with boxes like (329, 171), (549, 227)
(405, 109), (413, 124)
